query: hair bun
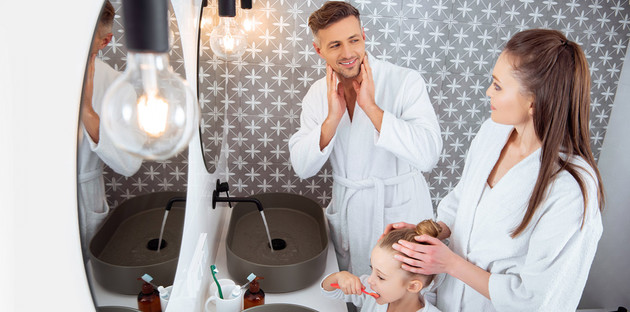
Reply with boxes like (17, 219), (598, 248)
(415, 219), (442, 237)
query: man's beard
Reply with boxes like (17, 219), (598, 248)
(334, 61), (361, 79)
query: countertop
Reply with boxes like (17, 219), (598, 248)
(89, 209), (348, 312)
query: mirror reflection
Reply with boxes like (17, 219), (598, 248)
(77, 0), (188, 305)
(198, 0), (226, 174)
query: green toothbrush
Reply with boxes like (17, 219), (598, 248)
(210, 264), (224, 299)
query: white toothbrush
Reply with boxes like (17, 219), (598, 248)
(231, 273), (256, 298)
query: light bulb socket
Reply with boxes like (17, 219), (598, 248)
(241, 0), (252, 10)
(122, 0), (169, 53)
(218, 0), (236, 17)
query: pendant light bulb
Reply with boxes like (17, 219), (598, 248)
(241, 9), (255, 32)
(209, 16), (247, 60)
(101, 0), (199, 160)
(102, 53), (198, 159)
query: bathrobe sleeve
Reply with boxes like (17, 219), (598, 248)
(374, 70), (441, 172)
(86, 127), (143, 177)
(289, 79), (335, 179)
(319, 274), (371, 308)
(488, 169), (602, 311)
(87, 58), (143, 177)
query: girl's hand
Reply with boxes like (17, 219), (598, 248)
(326, 271), (364, 295)
(392, 234), (459, 275)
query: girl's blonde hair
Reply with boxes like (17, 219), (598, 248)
(378, 219), (442, 249)
(378, 220), (442, 283)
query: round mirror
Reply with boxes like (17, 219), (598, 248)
(77, 0), (188, 306)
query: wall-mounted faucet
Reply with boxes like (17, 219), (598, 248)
(212, 179), (264, 212)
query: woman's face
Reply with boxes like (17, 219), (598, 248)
(366, 246), (412, 305)
(486, 52), (534, 126)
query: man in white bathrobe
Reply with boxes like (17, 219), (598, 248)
(289, 1), (442, 277)
(78, 1), (142, 260)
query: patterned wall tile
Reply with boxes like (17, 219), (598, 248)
(100, 0), (630, 211)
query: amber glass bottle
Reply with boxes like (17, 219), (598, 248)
(243, 276), (265, 309)
(137, 280), (162, 312)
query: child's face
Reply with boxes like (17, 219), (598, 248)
(367, 246), (416, 305)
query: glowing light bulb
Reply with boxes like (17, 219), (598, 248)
(223, 34), (235, 52)
(201, 5), (217, 29)
(137, 93), (168, 136)
(102, 53), (199, 160)
(241, 10), (255, 32)
(209, 16), (247, 60)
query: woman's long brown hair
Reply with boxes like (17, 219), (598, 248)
(504, 29), (605, 237)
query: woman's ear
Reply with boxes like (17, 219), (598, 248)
(406, 279), (424, 294)
(528, 95), (535, 116)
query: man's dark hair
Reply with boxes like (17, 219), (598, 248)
(308, 1), (360, 36)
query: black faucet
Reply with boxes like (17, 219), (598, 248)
(212, 179), (264, 212)
(166, 196), (186, 211)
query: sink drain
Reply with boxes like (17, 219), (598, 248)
(268, 238), (286, 251)
(147, 238), (167, 251)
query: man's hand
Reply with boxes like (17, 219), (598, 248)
(326, 64), (347, 124)
(320, 64), (347, 150)
(352, 56), (383, 131)
(353, 56), (376, 111)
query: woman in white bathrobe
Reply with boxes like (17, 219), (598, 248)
(384, 29), (605, 311)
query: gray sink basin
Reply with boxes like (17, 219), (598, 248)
(89, 191), (186, 294)
(243, 303), (318, 311)
(225, 193), (328, 293)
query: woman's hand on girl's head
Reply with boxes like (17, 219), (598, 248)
(392, 235), (459, 276)
(379, 222), (416, 240)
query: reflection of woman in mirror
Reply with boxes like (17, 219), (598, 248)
(78, 0), (142, 260)
(384, 29), (605, 311)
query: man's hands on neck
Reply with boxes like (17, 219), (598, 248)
(320, 64), (348, 150)
(320, 55), (385, 151)
(351, 55), (383, 132)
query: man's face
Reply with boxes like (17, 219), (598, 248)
(313, 16), (366, 79)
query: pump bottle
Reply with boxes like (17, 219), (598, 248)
(137, 278), (162, 312)
(243, 276), (265, 309)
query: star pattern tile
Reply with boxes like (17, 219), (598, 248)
(100, 0), (629, 211)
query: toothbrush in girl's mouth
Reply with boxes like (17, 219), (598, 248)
(210, 265), (224, 299)
(330, 283), (380, 298)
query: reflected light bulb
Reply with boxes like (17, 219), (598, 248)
(201, 5), (216, 29)
(241, 10), (255, 32)
(209, 16), (247, 60)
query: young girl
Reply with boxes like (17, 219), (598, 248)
(321, 220), (442, 312)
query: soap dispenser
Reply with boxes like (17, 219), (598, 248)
(137, 277), (162, 312)
(243, 276), (265, 309)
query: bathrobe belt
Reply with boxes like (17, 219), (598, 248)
(78, 168), (103, 183)
(333, 170), (420, 251)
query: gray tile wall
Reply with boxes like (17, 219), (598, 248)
(101, 0), (630, 209)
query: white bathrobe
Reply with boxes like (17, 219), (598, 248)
(436, 119), (602, 312)
(289, 54), (442, 276)
(320, 274), (442, 312)
(77, 58), (142, 257)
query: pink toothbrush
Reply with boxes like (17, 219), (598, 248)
(330, 283), (380, 298)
